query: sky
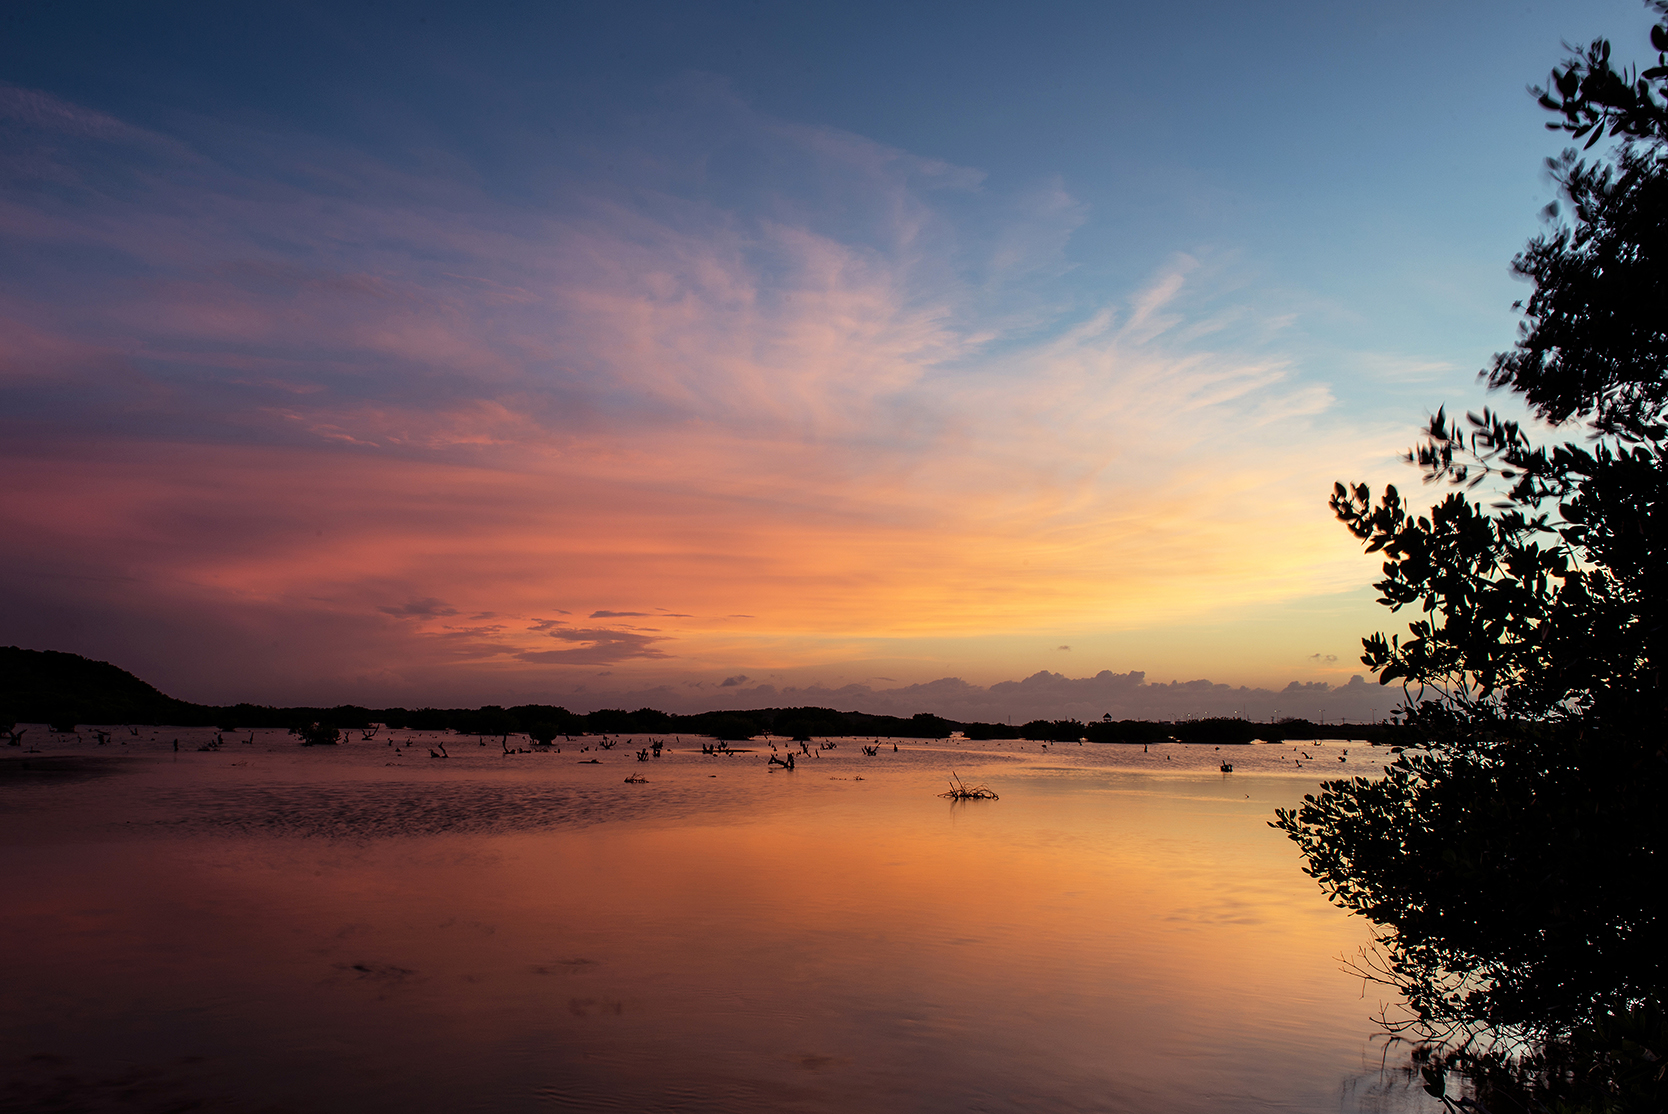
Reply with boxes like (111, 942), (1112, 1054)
(0, 0), (1650, 720)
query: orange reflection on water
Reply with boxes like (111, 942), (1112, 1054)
(0, 746), (1424, 1113)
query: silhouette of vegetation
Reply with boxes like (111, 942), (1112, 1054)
(1276, 7), (1668, 1109)
(298, 722), (340, 747)
(938, 772), (998, 801)
(582, 708), (646, 735)
(770, 707), (845, 740)
(702, 713), (761, 741)
(524, 721), (562, 746)
(1, 648), (1410, 752)
(451, 706), (516, 738)
(1021, 718), (1087, 741)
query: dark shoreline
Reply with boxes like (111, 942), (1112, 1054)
(4, 646), (1407, 746)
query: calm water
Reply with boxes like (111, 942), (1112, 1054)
(1, 729), (1438, 1113)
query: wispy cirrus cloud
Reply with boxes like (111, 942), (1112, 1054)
(516, 628), (670, 665)
(380, 597), (458, 618)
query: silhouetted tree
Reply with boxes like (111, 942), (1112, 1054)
(1276, 6), (1668, 1109)
(1020, 719), (1086, 742)
(299, 722), (340, 746)
(903, 712), (955, 738)
(771, 707), (848, 740)
(702, 713), (761, 741)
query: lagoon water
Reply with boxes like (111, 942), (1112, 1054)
(2, 730), (1438, 1113)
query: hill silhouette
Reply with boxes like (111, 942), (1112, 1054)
(1, 646), (197, 728)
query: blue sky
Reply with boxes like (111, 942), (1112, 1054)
(0, 0), (1650, 715)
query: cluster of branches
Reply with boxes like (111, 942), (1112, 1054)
(1277, 7), (1668, 1109)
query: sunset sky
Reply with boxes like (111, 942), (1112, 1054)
(0, 0), (1642, 718)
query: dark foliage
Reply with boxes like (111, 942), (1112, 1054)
(325, 705), (374, 731)
(298, 722), (340, 747)
(628, 706), (675, 731)
(1276, 8), (1668, 1108)
(1494, 4), (1668, 437)
(902, 712), (956, 738)
(582, 708), (641, 735)
(402, 707), (454, 732)
(451, 706), (517, 737)
(694, 712), (764, 741)
(505, 704), (581, 735)
(523, 721), (562, 746)
(771, 706), (847, 740)
(1082, 718), (1171, 744)
(1282, 732), (1663, 1027)
(1020, 718), (1087, 742)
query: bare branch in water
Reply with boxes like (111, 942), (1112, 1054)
(938, 772), (998, 800)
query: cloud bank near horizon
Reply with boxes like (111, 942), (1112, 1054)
(547, 668), (1394, 725)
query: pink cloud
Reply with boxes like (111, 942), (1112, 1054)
(516, 628), (670, 665)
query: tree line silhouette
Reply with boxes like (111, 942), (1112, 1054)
(1, 645), (1399, 745)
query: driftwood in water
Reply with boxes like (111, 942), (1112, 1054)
(938, 772), (998, 801)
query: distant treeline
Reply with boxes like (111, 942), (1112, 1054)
(1, 646), (1407, 745)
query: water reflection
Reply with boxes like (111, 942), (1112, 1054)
(1, 733), (1435, 1112)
